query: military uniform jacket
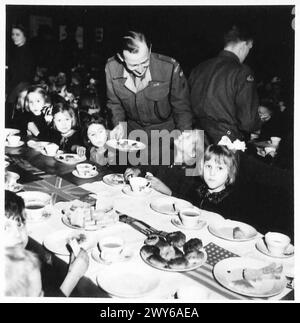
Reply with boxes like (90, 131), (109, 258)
(189, 50), (260, 144)
(105, 52), (193, 132)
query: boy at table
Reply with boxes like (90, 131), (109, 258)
(4, 190), (89, 297)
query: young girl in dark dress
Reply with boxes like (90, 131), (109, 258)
(51, 101), (85, 156)
(19, 85), (52, 140)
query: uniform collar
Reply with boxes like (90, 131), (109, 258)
(219, 50), (240, 64)
(123, 66), (152, 93)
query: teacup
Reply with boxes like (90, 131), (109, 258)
(264, 232), (291, 256)
(129, 177), (151, 193)
(7, 135), (21, 146)
(76, 163), (97, 177)
(5, 171), (20, 190)
(98, 236), (124, 262)
(25, 201), (46, 221)
(270, 136), (282, 147)
(44, 143), (59, 156)
(179, 208), (201, 228)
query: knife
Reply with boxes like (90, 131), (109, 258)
(116, 211), (168, 238)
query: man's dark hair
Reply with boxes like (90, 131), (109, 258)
(5, 190), (26, 224)
(118, 30), (151, 56)
(224, 24), (254, 46)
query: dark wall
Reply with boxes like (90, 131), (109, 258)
(6, 5), (294, 97)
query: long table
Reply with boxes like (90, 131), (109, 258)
(5, 143), (295, 301)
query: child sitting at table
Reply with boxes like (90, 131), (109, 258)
(51, 101), (86, 156)
(4, 190), (28, 249)
(125, 144), (245, 221)
(4, 190), (90, 297)
(82, 115), (115, 166)
(20, 85), (53, 140)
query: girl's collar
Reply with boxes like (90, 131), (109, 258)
(197, 183), (232, 205)
(61, 129), (76, 138)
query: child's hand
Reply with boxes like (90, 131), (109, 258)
(68, 249), (89, 277)
(124, 167), (141, 182)
(76, 146), (86, 157)
(148, 176), (172, 196)
(110, 123), (125, 140)
(27, 122), (40, 137)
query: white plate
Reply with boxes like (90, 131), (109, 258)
(72, 169), (99, 179)
(5, 128), (20, 137)
(150, 196), (193, 215)
(103, 173), (125, 186)
(96, 264), (160, 298)
(208, 219), (258, 242)
(140, 249), (207, 272)
(171, 217), (207, 230)
(5, 141), (24, 148)
(256, 238), (294, 259)
(43, 229), (93, 255)
(55, 153), (86, 165)
(91, 247), (134, 265)
(106, 139), (146, 152)
(122, 185), (152, 197)
(213, 257), (287, 298)
(40, 149), (63, 157)
(27, 140), (50, 151)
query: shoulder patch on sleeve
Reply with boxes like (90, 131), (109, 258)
(246, 74), (254, 82)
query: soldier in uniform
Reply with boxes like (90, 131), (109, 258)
(189, 24), (260, 145)
(105, 30), (193, 136)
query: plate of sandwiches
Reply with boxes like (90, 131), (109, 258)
(103, 173), (126, 186)
(213, 257), (287, 298)
(208, 220), (258, 242)
(57, 200), (117, 231)
(106, 139), (146, 152)
(55, 153), (86, 165)
(140, 232), (207, 272)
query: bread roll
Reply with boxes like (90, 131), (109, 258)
(147, 254), (168, 268)
(168, 257), (188, 269)
(185, 249), (205, 265)
(183, 238), (203, 254)
(140, 245), (160, 259)
(159, 245), (177, 261)
(166, 231), (186, 248)
(144, 235), (161, 246)
(233, 227), (247, 239)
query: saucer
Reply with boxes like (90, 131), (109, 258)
(72, 169), (99, 179)
(171, 217), (207, 230)
(40, 149), (63, 157)
(122, 185), (152, 197)
(256, 238), (294, 258)
(5, 141), (24, 148)
(91, 247), (134, 265)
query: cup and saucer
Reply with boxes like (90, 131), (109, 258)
(40, 143), (62, 157)
(256, 232), (294, 258)
(122, 177), (152, 196)
(171, 208), (207, 230)
(72, 163), (99, 179)
(5, 135), (24, 148)
(91, 236), (133, 265)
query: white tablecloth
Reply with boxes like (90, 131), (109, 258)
(26, 179), (294, 301)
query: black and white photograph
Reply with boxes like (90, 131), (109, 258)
(2, 0), (297, 304)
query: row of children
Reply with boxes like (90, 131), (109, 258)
(11, 84), (114, 165)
